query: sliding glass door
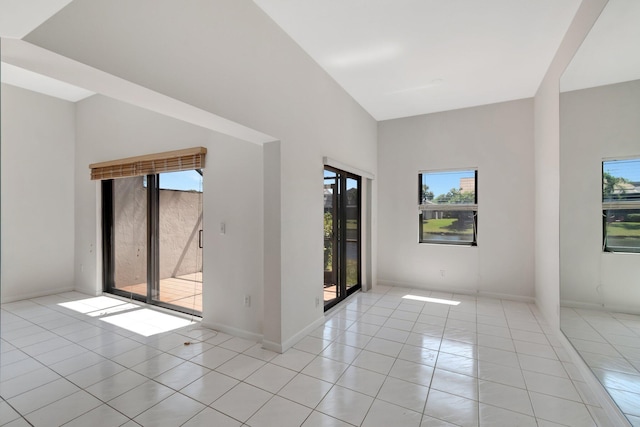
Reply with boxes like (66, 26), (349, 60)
(105, 176), (149, 299)
(155, 170), (203, 313)
(324, 167), (361, 310)
(103, 171), (203, 315)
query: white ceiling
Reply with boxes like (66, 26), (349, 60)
(561, 0), (640, 92)
(2, 38), (275, 144)
(1, 62), (94, 101)
(253, 0), (582, 120)
(0, 0), (94, 101)
(2, 0), (583, 118)
(0, 0), (72, 38)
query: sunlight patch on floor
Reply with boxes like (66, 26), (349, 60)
(58, 296), (195, 336)
(58, 296), (132, 315)
(99, 308), (194, 336)
(402, 294), (461, 306)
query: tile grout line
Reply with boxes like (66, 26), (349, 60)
(3, 286), (623, 426)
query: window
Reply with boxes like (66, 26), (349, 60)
(418, 169), (477, 245)
(323, 167), (361, 310)
(603, 158), (640, 253)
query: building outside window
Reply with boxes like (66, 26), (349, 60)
(603, 158), (640, 253)
(418, 169), (477, 245)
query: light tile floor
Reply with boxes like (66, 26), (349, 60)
(562, 306), (640, 425)
(0, 286), (621, 426)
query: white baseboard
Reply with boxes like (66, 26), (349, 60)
(1, 286), (75, 304)
(279, 315), (326, 353)
(200, 321), (263, 344)
(234, 322), (326, 354)
(556, 330), (631, 426)
(264, 292), (361, 353)
(560, 299), (605, 310)
(477, 290), (534, 303)
(604, 304), (640, 316)
(561, 299), (640, 316)
(75, 285), (102, 297)
(377, 279), (534, 303)
(262, 339), (283, 353)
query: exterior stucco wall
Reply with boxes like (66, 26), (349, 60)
(114, 176), (202, 286)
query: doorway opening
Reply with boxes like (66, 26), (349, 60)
(102, 170), (203, 316)
(324, 167), (361, 310)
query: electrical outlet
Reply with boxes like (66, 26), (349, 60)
(440, 269), (445, 277)
(220, 222), (226, 235)
(315, 297), (320, 307)
(244, 295), (251, 307)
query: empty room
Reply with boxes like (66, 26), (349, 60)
(1, 0), (639, 426)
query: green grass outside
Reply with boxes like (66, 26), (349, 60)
(422, 218), (472, 235)
(346, 258), (358, 286)
(324, 258), (359, 287)
(420, 220), (638, 238)
(606, 222), (640, 237)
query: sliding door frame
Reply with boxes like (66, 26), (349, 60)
(101, 175), (202, 316)
(324, 166), (361, 311)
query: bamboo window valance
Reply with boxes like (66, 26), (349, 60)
(90, 147), (207, 180)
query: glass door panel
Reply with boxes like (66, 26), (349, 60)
(155, 170), (203, 313)
(345, 177), (360, 292)
(324, 169), (339, 305)
(103, 170), (203, 316)
(324, 167), (361, 310)
(112, 176), (148, 298)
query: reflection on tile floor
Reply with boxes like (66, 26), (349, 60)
(562, 306), (640, 426)
(0, 286), (618, 426)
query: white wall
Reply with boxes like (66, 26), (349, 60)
(560, 79), (640, 312)
(75, 95), (265, 337)
(1, 83), (76, 301)
(377, 99), (535, 299)
(535, 5), (639, 423)
(27, 0), (377, 348)
(533, 0), (608, 327)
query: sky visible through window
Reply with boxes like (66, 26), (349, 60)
(421, 170), (475, 198)
(324, 169), (358, 189)
(603, 159), (640, 182)
(143, 170), (203, 192)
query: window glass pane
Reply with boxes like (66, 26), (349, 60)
(157, 171), (203, 313)
(113, 176), (148, 297)
(420, 170), (476, 205)
(604, 209), (640, 253)
(603, 159), (640, 202)
(345, 177), (359, 290)
(420, 210), (475, 244)
(602, 159), (640, 253)
(159, 169), (203, 192)
(419, 169), (477, 245)
(324, 169), (337, 303)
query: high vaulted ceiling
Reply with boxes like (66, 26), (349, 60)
(252, 0), (582, 120)
(0, 0), (72, 38)
(2, 0), (582, 120)
(561, 0), (640, 92)
(0, 0), (94, 101)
